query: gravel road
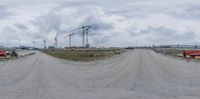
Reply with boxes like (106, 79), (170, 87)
(0, 49), (200, 99)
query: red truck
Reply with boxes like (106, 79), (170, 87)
(0, 49), (6, 57)
(183, 50), (200, 58)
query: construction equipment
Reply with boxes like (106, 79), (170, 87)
(43, 40), (47, 49)
(65, 33), (74, 47)
(81, 26), (85, 47)
(183, 50), (200, 58)
(81, 25), (92, 48)
(55, 32), (58, 48)
(66, 25), (92, 48)
(85, 25), (92, 48)
(9, 49), (18, 57)
(0, 49), (18, 58)
(0, 49), (6, 57)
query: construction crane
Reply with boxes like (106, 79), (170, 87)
(64, 33), (74, 47)
(81, 26), (85, 48)
(66, 25), (92, 48)
(43, 40), (46, 49)
(76, 25), (92, 48)
(85, 25), (92, 48)
(64, 27), (82, 47)
(55, 32), (58, 48)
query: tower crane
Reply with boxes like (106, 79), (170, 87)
(81, 26), (85, 47)
(85, 25), (92, 48)
(43, 40), (46, 49)
(64, 27), (82, 47)
(65, 33), (74, 47)
(79, 25), (92, 48)
(55, 32), (58, 48)
(66, 25), (92, 48)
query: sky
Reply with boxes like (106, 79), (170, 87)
(0, 0), (200, 48)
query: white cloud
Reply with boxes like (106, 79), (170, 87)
(0, 0), (200, 47)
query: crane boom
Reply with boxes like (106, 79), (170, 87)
(65, 33), (74, 47)
(65, 25), (92, 48)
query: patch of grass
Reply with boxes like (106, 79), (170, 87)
(153, 48), (200, 62)
(42, 48), (124, 61)
(153, 48), (182, 56)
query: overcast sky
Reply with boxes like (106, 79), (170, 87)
(0, 0), (200, 48)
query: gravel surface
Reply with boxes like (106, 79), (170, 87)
(17, 50), (36, 56)
(0, 49), (200, 99)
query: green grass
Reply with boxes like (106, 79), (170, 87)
(43, 48), (124, 61)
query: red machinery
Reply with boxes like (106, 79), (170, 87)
(0, 49), (6, 57)
(183, 50), (200, 58)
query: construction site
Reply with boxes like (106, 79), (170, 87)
(1, 0), (200, 99)
(0, 24), (200, 99)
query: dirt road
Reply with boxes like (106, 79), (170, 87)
(0, 49), (200, 99)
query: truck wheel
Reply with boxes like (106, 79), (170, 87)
(191, 55), (195, 58)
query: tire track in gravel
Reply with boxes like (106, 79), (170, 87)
(0, 50), (200, 99)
